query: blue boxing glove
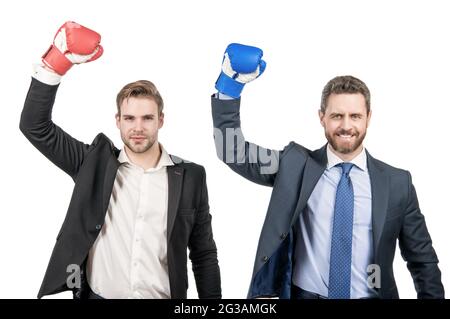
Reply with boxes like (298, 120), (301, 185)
(215, 43), (266, 98)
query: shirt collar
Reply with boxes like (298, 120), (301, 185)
(118, 143), (174, 170)
(326, 144), (367, 171)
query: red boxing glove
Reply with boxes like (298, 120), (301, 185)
(42, 21), (103, 75)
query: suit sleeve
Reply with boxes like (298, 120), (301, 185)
(188, 167), (221, 299)
(19, 78), (89, 181)
(211, 95), (281, 187)
(398, 172), (445, 298)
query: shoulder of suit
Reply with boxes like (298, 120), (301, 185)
(169, 154), (205, 172)
(89, 133), (118, 153)
(367, 153), (410, 177)
(281, 141), (312, 157)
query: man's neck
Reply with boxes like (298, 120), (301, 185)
(124, 143), (162, 170)
(329, 145), (364, 162)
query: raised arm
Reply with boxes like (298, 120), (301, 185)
(19, 21), (103, 180)
(211, 43), (280, 187)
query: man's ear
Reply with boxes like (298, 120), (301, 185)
(115, 113), (120, 129)
(366, 110), (372, 128)
(158, 112), (164, 129)
(319, 110), (325, 128)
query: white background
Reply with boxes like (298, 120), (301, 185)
(1, 0), (449, 299)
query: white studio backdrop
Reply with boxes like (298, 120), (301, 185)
(0, 0), (449, 298)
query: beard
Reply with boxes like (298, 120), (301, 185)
(325, 128), (366, 155)
(122, 132), (157, 154)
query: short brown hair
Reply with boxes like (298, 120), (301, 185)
(320, 75), (370, 114)
(116, 80), (164, 116)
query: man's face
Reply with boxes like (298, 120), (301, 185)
(116, 97), (164, 154)
(320, 93), (371, 157)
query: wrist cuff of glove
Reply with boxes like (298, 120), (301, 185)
(215, 72), (245, 98)
(32, 63), (62, 86)
(42, 45), (73, 75)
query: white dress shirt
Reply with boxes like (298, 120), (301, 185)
(292, 144), (378, 298)
(87, 145), (174, 299)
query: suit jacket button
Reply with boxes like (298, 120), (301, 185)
(262, 256), (269, 262)
(95, 224), (102, 230)
(280, 232), (287, 240)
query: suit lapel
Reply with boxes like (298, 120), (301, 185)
(102, 152), (121, 215)
(167, 165), (184, 240)
(288, 146), (389, 260)
(366, 151), (390, 260)
(290, 145), (328, 227)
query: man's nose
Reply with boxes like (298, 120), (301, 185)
(341, 115), (352, 130)
(134, 118), (144, 130)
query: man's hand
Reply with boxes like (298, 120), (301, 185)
(42, 21), (103, 75)
(215, 43), (266, 98)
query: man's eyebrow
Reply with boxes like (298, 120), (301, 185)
(122, 114), (155, 118)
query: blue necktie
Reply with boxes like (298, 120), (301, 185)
(328, 163), (354, 299)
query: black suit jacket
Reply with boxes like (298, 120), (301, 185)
(211, 96), (444, 299)
(19, 78), (221, 299)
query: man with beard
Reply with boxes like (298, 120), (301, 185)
(211, 43), (444, 299)
(20, 21), (221, 299)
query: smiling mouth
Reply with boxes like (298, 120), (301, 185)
(336, 134), (355, 140)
